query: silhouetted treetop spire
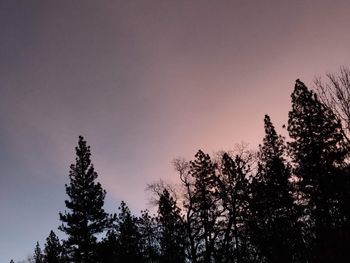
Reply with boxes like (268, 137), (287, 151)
(43, 230), (62, 263)
(288, 79), (348, 261)
(59, 136), (109, 263)
(16, 73), (350, 263)
(33, 242), (43, 263)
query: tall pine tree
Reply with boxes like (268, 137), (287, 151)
(138, 210), (160, 263)
(217, 153), (252, 263)
(288, 80), (348, 262)
(114, 201), (144, 263)
(188, 150), (219, 263)
(250, 115), (303, 263)
(157, 189), (186, 263)
(59, 136), (109, 263)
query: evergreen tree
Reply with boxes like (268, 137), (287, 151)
(138, 210), (160, 263)
(114, 201), (144, 263)
(288, 80), (348, 261)
(188, 150), (219, 263)
(43, 231), (62, 263)
(33, 242), (44, 263)
(217, 153), (252, 263)
(10, 260), (14, 263)
(157, 189), (186, 263)
(97, 230), (119, 263)
(250, 115), (303, 263)
(97, 207), (157, 263)
(59, 136), (109, 263)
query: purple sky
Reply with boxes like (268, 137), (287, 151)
(1, 0), (350, 261)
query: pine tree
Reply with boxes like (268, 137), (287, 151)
(114, 201), (144, 263)
(97, 230), (119, 263)
(33, 242), (44, 263)
(157, 189), (186, 263)
(9, 260), (14, 263)
(138, 210), (160, 263)
(218, 153), (252, 263)
(250, 115), (303, 263)
(288, 80), (348, 261)
(59, 136), (109, 263)
(43, 231), (62, 263)
(188, 150), (219, 263)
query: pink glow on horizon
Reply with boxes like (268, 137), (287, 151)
(2, 1), (350, 261)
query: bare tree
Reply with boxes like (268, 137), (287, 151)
(314, 67), (350, 145)
(146, 178), (181, 207)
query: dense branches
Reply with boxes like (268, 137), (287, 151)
(314, 67), (350, 144)
(59, 136), (109, 263)
(20, 76), (350, 263)
(250, 115), (302, 263)
(289, 80), (350, 262)
(43, 231), (63, 263)
(157, 189), (186, 263)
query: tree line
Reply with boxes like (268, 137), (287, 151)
(12, 70), (350, 263)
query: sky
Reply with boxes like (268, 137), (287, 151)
(1, 0), (350, 261)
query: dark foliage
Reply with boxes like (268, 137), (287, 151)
(33, 242), (44, 263)
(250, 115), (303, 263)
(138, 210), (160, 263)
(217, 153), (252, 263)
(288, 80), (350, 262)
(21, 78), (350, 263)
(59, 136), (109, 263)
(43, 231), (63, 263)
(157, 189), (186, 263)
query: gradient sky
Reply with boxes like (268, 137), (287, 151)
(1, 0), (350, 261)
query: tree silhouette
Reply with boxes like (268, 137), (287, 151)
(187, 150), (220, 263)
(59, 136), (109, 263)
(218, 152), (254, 263)
(114, 201), (144, 263)
(157, 189), (186, 263)
(314, 67), (350, 146)
(249, 115), (303, 263)
(33, 242), (44, 263)
(138, 210), (160, 263)
(12, 75), (350, 263)
(288, 80), (348, 262)
(43, 231), (62, 263)
(97, 229), (119, 263)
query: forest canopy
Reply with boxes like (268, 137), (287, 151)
(13, 73), (350, 263)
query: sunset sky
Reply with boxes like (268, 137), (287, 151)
(1, 0), (350, 261)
